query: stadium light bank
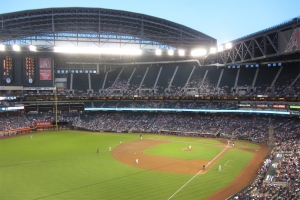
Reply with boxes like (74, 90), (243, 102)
(53, 47), (142, 55)
(0, 44), (5, 51)
(0, 42), (232, 57)
(190, 42), (232, 57)
(0, 44), (38, 52)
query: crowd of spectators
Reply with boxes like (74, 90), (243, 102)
(11, 64), (299, 99)
(0, 114), (31, 137)
(62, 75), (299, 98)
(72, 112), (298, 143)
(230, 137), (300, 200)
(94, 100), (238, 110)
(0, 113), (79, 138)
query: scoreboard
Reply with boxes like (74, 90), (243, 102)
(3, 56), (13, 84)
(26, 57), (35, 83)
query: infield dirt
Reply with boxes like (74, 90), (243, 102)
(111, 138), (269, 200)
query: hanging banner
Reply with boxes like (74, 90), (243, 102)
(39, 58), (52, 80)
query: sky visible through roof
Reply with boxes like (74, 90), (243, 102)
(1, 0), (299, 45)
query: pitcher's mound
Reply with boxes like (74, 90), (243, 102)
(182, 148), (193, 151)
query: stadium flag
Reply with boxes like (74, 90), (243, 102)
(39, 58), (52, 80)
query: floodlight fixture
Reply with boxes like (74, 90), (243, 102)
(209, 47), (217, 54)
(54, 47), (142, 55)
(155, 49), (162, 55)
(29, 45), (37, 52)
(168, 50), (174, 56)
(0, 44), (5, 51)
(191, 48), (207, 57)
(217, 45), (224, 52)
(13, 45), (20, 51)
(225, 43), (232, 49)
(178, 50), (185, 56)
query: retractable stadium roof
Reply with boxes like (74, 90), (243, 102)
(0, 7), (217, 52)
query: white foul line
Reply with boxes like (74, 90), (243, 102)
(167, 146), (229, 200)
(224, 160), (233, 166)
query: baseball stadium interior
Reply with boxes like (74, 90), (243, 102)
(0, 8), (300, 199)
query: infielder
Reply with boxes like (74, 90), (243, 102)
(136, 159), (139, 164)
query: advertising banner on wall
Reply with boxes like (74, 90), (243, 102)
(279, 28), (300, 54)
(35, 121), (52, 127)
(39, 58), (52, 80)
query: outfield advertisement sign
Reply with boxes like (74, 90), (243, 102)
(35, 121), (52, 127)
(290, 105), (300, 109)
(84, 107), (290, 115)
(0, 106), (24, 111)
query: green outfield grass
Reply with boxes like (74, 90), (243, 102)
(233, 141), (260, 149)
(0, 131), (255, 200)
(144, 141), (224, 160)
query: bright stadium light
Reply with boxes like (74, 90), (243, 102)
(29, 45), (37, 52)
(217, 45), (224, 52)
(225, 43), (232, 49)
(209, 47), (217, 54)
(54, 46), (79, 53)
(100, 48), (142, 55)
(13, 45), (20, 51)
(0, 44), (5, 51)
(178, 50), (185, 56)
(54, 47), (142, 55)
(155, 49), (162, 55)
(168, 50), (174, 56)
(191, 48), (207, 57)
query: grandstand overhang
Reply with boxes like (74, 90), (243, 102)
(202, 16), (300, 66)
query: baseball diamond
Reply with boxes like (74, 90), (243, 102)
(0, 131), (270, 199)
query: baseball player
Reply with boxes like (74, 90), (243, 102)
(136, 158), (139, 164)
(109, 147), (111, 151)
(218, 165), (222, 172)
